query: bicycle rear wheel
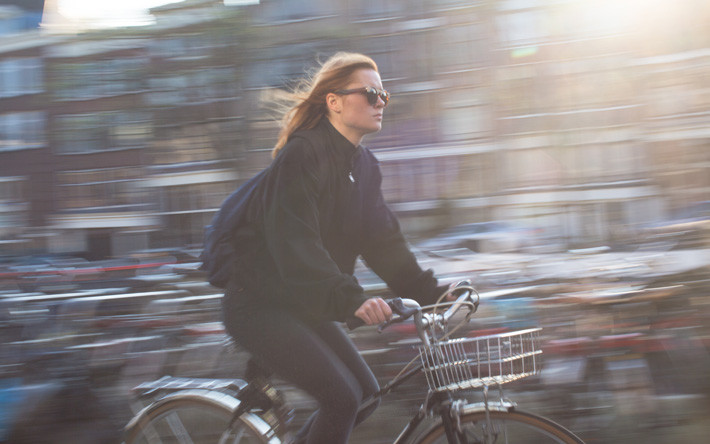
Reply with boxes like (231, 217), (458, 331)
(124, 389), (277, 444)
(414, 409), (584, 444)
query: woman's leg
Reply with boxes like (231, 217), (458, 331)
(223, 299), (370, 444)
(311, 321), (380, 426)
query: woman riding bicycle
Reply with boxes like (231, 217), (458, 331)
(222, 52), (450, 444)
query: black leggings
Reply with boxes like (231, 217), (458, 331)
(222, 291), (380, 444)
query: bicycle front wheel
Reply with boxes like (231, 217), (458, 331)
(125, 389), (278, 444)
(414, 409), (585, 444)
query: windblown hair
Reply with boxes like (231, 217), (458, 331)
(271, 52), (378, 158)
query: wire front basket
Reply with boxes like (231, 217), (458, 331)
(419, 328), (542, 392)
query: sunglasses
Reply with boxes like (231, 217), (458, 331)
(335, 86), (390, 107)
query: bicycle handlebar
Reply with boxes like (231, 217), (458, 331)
(345, 298), (417, 330)
(345, 280), (478, 341)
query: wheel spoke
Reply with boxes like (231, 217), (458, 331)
(416, 410), (584, 444)
(165, 411), (195, 444)
(126, 393), (275, 444)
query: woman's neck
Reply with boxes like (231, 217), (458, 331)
(326, 115), (362, 147)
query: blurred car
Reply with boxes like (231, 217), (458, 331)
(414, 221), (539, 254)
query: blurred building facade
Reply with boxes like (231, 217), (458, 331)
(0, 0), (709, 259)
(0, 1), (54, 252)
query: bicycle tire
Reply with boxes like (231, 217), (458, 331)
(124, 389), (279, 444)
(413, 409), (585, 444)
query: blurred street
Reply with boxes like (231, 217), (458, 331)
(1, 246), (709, 443)
(1, 0), (710, 442)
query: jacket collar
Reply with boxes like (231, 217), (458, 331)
(320, 118), (361, 160)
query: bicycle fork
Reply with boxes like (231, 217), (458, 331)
(441, 399), (467, 444)
(441, 385), (515, 444)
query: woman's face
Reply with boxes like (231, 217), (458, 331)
(328, 68), (386, 146)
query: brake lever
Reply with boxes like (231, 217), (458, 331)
(377, 297), (419, 333)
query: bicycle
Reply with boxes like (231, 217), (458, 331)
(124, 281), (586, 443)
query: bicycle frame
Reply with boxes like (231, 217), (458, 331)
(353, 357), (516, 444)
(126, 283), (583, 444)
(293, 291), (501, 443)
(213, 292), (478, 443)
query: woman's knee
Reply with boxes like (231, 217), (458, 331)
(360, 375), (379, 400)
(319, 382), (362, 418)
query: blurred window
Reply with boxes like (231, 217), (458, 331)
(378, 91), (439, 147)
(506, 147), (562, 188)
(461, 153), (494, 196)
(0, 57), (43, 98)
(56, 167), (146, 210)
(356, 0), (400, 18)
(172, 68), (238, 103)
(247, 42), (325, 89)
(149, 34), (214, 60)
(441, 88), (490, 141)
(53, 57), (148, 101)
(55, 111), (151, 154)
(0, 111), (46, 151)
(436, 24), (486, 72)
(646, 73), (700, 118)
(147, 74), (188, 105)
(406, 30), (436, 80)
(557, 144), (578, 186)
(602, 142), (641, 180)
(496, 64), (544, 116)
(436, 0), (480, 8)
(381, 152), (494, 203)
(682, 140), (710, 164)
(379, 160), (400, 202)
(156, 181), (230, 245)
(354, 35), (399, 85)
(149, 37), (183, 58)
(496, 5), (546, 47)
(151, 121), (226, 164)
(388, 160), (417, 202)
(0, 176), (25, 202)
(0, 176), (27, 233)
(580, 145), (604, 179)
(258, 0), (333, 21)
(159, 181), (233, 246)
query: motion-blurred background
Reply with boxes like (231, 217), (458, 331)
(1, 0), (709, 443)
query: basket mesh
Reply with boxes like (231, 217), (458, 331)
(419, 328), (542, 392)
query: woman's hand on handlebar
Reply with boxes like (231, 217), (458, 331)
(441, 281), (463, 301)
(354, 297), (393, 326)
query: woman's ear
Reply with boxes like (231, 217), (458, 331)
(326, 92), (341, 113)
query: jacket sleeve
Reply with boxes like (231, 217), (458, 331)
(261, 139), (368, 322)
(359, 160), (446, 306)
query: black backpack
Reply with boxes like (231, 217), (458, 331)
(199, 169), (267, 288)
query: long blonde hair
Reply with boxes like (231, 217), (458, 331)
(271, 52), (379, 158)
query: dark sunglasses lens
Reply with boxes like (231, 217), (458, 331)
(365, 90), (378, 106)
(365, 89), (388, 106)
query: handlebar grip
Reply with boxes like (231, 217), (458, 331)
(346, 316), (366, 330)
(346, 297), (418, 331)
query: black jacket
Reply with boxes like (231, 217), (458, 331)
(229, 118), (443, 323)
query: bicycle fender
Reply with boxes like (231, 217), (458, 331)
(124, 389), (281, 443)
(459, 400), (516, 414)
